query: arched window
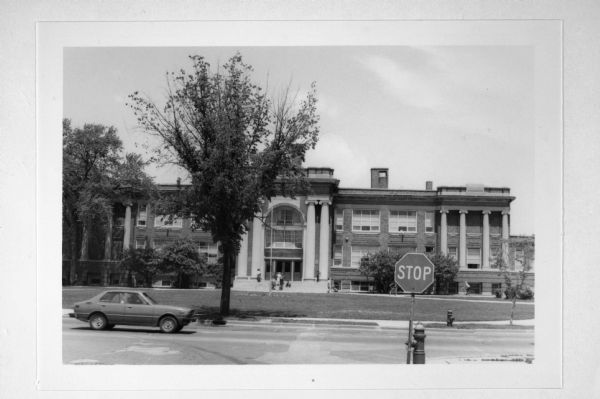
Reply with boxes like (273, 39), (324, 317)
(265, 206), (303, 249)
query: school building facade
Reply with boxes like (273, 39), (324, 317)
(64, 167), (534, 295)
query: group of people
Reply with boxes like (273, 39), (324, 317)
(271, 272), (290, 290)
(256, 270), (290, 291)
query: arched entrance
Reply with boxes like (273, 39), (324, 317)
(264, 205), (304, 282)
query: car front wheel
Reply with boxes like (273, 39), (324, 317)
(89, 313), (108, 330)
(159, 316), (179, 333)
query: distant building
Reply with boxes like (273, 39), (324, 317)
(63, 167), (534, 295)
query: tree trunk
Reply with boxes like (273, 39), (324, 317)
(68, 220), (78, 285)
(220, 250), (233, 317)
(80, 217), (90, 261)
(104, 208), (113, 260)
(510, 297), (517, 325)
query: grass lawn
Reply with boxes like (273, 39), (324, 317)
(63, 287), (534, 322)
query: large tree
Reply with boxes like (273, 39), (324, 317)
(63, 120), (156, 284)
(128, 54), (319, 315)
(63, 119), (122, 283)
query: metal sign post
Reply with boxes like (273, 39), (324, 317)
(394, 253), (435, 365)
(406, 293), (415, 364)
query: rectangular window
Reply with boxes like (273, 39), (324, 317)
(350, 246), (378, 268)
(352, 210), (380, 232)
(136, 204), (147, 226)
(350, 281), (373, 292)
(333, 246), (343, 266)
(389, 211), (417, 233)
(198, 242), (219, 264)
(266, 229), (303, 249)
(491, 283), (502, 293)
(448, 246), (458, 259)
(335, 210), (344, 231)
(135, 238), (146, 249)
(467, 247), (481, 269)
(425, 212), (434, 233)
(154, 214), (182, 228)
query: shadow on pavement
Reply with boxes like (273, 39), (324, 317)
(192, 305), (307, 320)
(69, 326), (196, 334)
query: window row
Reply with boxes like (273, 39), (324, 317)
(135, 239), (218, 263)
(334, 246), (419, 268)
(336, 209), (435, 234)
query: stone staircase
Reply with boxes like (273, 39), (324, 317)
(232, 278), (328, 293)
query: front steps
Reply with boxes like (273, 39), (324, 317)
(233, 278), (328, 293)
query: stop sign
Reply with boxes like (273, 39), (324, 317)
(394, 253), (435, 294)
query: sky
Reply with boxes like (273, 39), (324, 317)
(64, 46), (534, 234)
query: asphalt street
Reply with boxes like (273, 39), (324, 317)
(63, 317), (534, 365)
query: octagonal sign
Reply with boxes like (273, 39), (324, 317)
(394, 253), (435, 294)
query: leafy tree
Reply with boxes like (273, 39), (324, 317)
(63, 119), (157, 284)
(492, 239), (535, 325)
(428, 253), (459, 295)
(119, 247), (162, 287)
(128, 53), (319, 315)
(159, 239), (207, 288)
(63, 119), (122, 283)
(359, 250), (405, 293)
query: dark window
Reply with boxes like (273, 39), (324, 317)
(425, 246), (434, 253)
(125, 293), (144, 305)
(491, 283), (502, 295)
(99, 292), (120, 302)
(468, 282), (483, 294)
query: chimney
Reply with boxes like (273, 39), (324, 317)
(426, 181), (433, 191)
(371, 168), (388, 189)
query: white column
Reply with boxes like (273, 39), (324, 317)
(236, 230), (249, 278)
(502, 210), (510, 265)
(251, 216), (264, 277)
(440, 210), (448, 255)
(319, 201), (330, 281)
(482, 210), (491, 269)
(123, 203), (132, 251)
(459, 210), (468, 268)
(304, 201), (316, 280)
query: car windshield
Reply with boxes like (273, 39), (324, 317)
(142, 292), (158, 304)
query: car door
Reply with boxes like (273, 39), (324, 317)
(97, 291), (126, 324)
(122, 292), (156, 326)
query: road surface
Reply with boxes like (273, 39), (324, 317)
(63, 318), (534, 365)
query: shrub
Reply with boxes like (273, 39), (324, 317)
(504, 287), (517, 300)
(494, 289), (502, 298)
(517, 286), (535, 300)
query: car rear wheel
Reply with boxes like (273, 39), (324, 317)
(159, 316), (179, 333)
(89, 313), (108, 330)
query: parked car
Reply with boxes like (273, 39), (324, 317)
(69, 290), (197, 333)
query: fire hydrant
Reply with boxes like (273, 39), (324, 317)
(412, 322), (426, 364)
(447, 310), (455, 327)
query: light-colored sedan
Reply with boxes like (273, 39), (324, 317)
(69, 290), (197, 333)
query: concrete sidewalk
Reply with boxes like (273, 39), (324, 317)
(63, 308), (534, 329)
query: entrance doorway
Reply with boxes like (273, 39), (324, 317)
(265, 259), (302, 282)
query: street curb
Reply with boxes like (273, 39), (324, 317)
(63, 309), (534, 329)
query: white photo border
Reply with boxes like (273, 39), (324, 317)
(37, 20), (562, 391)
